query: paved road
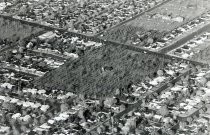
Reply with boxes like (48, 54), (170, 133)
(0, 14), (91, 38)
(1, 66), (39, 78)
(0, 13), (208, 67)
(104, 39), (208, 66)
(0, 30), (46, 55)
(27, 49), (69, 61)
(95, 0), (173, 37)
(115, 69), (191, 119)
(159, 23), (210, 54)
(86, 69), (191, 134)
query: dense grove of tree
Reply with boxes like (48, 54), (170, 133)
(34, 44), (173, 98)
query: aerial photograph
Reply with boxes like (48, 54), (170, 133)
(0, 0), (210, 134)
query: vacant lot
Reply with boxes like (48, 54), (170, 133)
(191, 45), (210, 64)
(189, 34), (210, 64)
(126, 0), (210, 32)
(0, 17), (43, 41)
(101, 0), (210, 43)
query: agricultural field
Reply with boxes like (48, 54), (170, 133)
(100, 0), (210, 45)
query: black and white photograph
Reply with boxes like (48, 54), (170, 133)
(0, 0), (210, 134)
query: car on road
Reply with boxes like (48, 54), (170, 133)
(182, 25), (192, 30)
(200, 15), (210, 21)
(203, 32), (210, 36)
(194, 37), (205, 44)
(177, 27), (187, 32)
(194, 18), (205, 25)
(181, 45), (190, 50)
(188, 21), (198, 27)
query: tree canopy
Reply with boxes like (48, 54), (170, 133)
(34, 44), (172, 98)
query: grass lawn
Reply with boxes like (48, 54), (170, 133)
(101, 0), (210, 44)
(125, 0), (210, 32)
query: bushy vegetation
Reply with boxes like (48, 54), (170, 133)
(191, 46), (210, 64)
(101, 25), (166, 45)
(35, 44), (173, 98)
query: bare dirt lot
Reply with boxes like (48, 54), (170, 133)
(0, 17), (43, 41)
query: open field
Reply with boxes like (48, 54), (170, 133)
(0, 17), (43, 41)
(101, 0), (210, 44)
(192, 45), (210, 64)
(125, 0), (210, 32)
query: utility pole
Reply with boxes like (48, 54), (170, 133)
(111, 115), (114, 134)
